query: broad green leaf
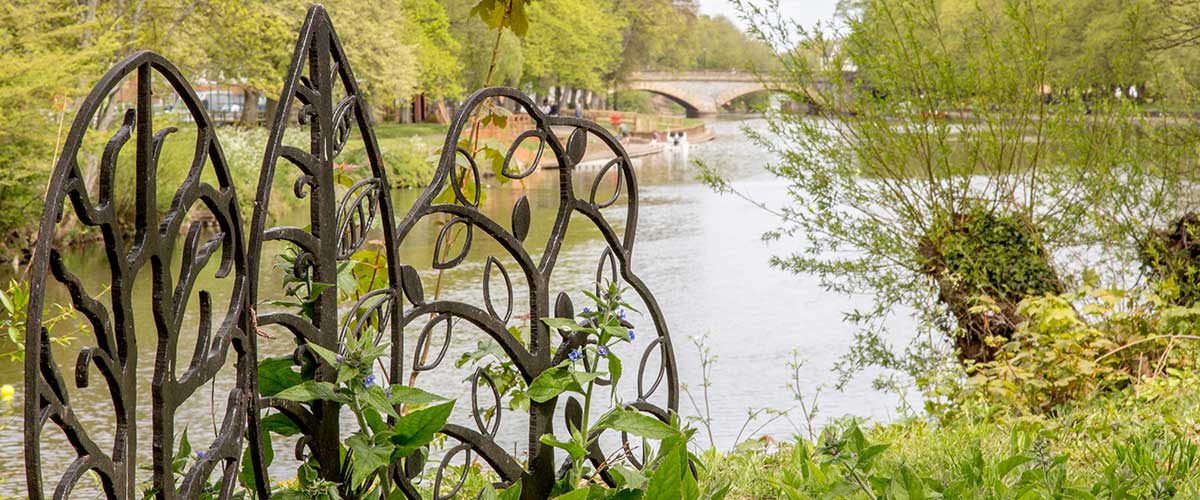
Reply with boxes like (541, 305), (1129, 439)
(607, 353), (623, 400)
(273, 381), (348, 404)
(361, 385), (399, 419)
(603, 324), (631, 341)
(553, 488), (589, 500)
(644, 435), (697, 500)
(499, 481), (523, 500)
(305, 342), (341, 367)
(389, 385), (448, 406)
(540, 433), (587, 461)
(542, 318), (583, 331)
(257, 356), (302, 397)
(527, 364), (577, 403)
(391, 400), (455, 457)
(593, 407), (679, 439)
(997, 454), (1032, 478)
(346, 432), (390, 490)
(261, 413), (301, 437)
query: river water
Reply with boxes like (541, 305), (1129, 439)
(0, 117), (914, 493)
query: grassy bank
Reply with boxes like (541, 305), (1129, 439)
(702, 378), (1200, 498)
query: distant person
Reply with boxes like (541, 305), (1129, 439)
(539, 98), (551, 115)
(574, 107), (583, 119)
(549, 103), (559, 116)
(609, 111), (621, 133)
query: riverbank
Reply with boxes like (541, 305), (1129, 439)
(702, 378), (1200, 497)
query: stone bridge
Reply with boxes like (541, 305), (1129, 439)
(623, 71), (778, 117)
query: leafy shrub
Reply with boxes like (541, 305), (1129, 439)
(1140, 213), (1200, 306)
(964, 284), (1200, 414)
(340, 137), (436, 189)
(919, 208), (1063, 363)
(704, 383), (1200, 499)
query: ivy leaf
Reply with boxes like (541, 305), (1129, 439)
(391, 400), (455, 457)
(273, 381), (349, 405)
(593, 407), (679, 439)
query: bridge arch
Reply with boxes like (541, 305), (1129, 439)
(620, 87), (704, 117)
(622, 72), (773, 117)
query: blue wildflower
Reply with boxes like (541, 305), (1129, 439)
(195, 451), (206, 459)
(618, 309), (627, 320)
(335, 354), (343, 363)
(364, 374), (377, 388)
(582, 307), (592, 315)
(628, 330), (635, 341)
(385, 386), (393, 399)
(597, 345), (609, 356)
(568, 349), (582, 361)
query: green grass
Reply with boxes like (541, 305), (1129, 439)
(371, 122), (449, 140)
(701, 378), (1200, 499)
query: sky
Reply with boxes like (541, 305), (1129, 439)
(698, 0), (840, 30)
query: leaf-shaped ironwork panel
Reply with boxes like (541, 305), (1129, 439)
(244, 4), (405, 492)
(24, 52), (262, 499)
(390, 88), (680, 499)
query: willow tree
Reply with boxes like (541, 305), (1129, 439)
(708, 0), (1200, 393)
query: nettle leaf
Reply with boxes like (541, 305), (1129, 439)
(593, 407), (679, 439)
(274, 381), (349, 405)
(391, 400), (455, 457)
(540, 433), (587, 461)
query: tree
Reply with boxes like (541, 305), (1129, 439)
(708, 0), (1200, 392)
(404, 0), (463, 99)
(0, 0), (117, 252)
(445, 0), (525, 92)
(522, 0), (626, 91)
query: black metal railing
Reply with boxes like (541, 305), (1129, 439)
(23, 5), (677, 499)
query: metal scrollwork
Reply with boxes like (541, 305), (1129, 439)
(26, 5), (678, 500)
(245, 5), (404, 490)
(24, 52), (262, 499)
(391, 86), (680, 498)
